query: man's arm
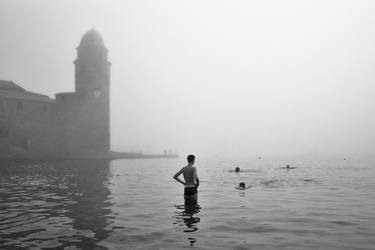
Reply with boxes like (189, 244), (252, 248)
(173, 168), (186, 186)
(194, 167), (199, 187)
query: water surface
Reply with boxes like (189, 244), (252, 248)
(1, 157), (375, 249)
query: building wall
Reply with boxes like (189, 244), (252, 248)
(0, 96), (55, 158)
(0, 114), (11, 157)
(1, 97), (52, 117)
(54, 92), (79, 157)
(54, 92), (110, 157)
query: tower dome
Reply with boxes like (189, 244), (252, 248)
(79, 28), (105, 47)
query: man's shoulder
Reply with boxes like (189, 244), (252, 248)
(180, 165), (188, 171)
(181, 165), (194, 171)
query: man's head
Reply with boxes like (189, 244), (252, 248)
(235, 167), (240, 173)
(239, 182), (246, 190)
(187, 154), (195, 164)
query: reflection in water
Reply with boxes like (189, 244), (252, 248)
(2, 158), (375, 249)
(173, 203), (201, 247)
(0, 160), (112, 249)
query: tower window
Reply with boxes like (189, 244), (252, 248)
(17, 102), (23, 113)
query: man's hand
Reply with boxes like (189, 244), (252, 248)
(174, 177), (186, 186)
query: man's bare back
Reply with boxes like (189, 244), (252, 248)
(178, 165), (199, 187)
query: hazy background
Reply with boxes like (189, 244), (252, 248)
(1, 0), (375, 158)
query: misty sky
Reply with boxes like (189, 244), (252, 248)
(1, 0), (375, 157)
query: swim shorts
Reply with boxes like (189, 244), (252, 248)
(184, 186), (197, 196)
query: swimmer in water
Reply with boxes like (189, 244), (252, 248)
(283, 164), (296, 169)
(235, 167), (240, 173)
(238, 182), (246, 190)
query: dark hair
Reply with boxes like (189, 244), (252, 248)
(187, 154), (195, 163)
(235, 167), (240, 172)
(239, 182), (245, 188)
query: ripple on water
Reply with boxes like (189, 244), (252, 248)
(1, 158), (375, 249)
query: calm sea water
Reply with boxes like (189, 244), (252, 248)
(1, 157), (375, 249)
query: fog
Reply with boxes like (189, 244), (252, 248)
(1, 0), (375, 157)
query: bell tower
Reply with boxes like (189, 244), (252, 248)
(73, 29), (111, 153)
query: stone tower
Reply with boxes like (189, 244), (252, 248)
(55, 29), (111, 157)
(74, 29), (111, 153)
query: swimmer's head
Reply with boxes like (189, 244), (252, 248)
(235, 167), (240, 173)
(239, 182), (246, 189)
(286, 165), (290, 169)
(187, 154), (195, 164)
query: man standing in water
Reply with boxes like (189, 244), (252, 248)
(173, 154), (200, 209)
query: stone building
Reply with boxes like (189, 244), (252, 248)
(0, 80), (55, 158)
(55, 29), (111, 158)
(0, 29), (111, 159)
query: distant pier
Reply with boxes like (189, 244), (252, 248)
(111, 151), (179, 160)
(0, 151), (179, 161)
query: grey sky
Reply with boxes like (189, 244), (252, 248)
(1, 0), (375, 157)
